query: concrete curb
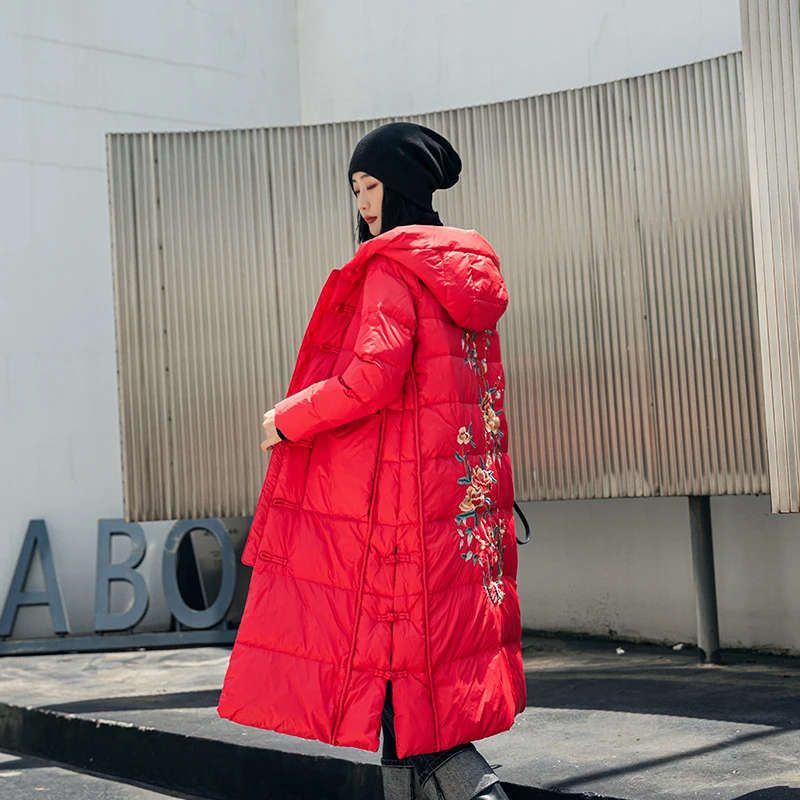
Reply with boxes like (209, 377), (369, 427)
(0, 701), (608, 800)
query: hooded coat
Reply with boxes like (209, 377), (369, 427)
(217, 225), (527, 758)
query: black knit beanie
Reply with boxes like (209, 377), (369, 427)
(348, 122), (462, 213)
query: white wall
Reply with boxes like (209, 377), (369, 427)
(516, 494), (800, 654)
(516, 498), (696, 645)
(296, 0), (743, 124)
(0, 0), (299, 638)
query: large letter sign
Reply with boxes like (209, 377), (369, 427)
(1, 516), (246, 654)
(0, 520), (69, 637)
(94, 520), (149, 632)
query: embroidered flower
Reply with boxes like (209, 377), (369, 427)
(459, 485), (486, 513)
(454, 328), (508, 605)
(481, 394), (501, 434)
(471, 465), (495, 496)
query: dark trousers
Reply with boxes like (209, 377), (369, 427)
(380, 680), (475, 785)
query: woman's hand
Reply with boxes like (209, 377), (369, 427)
(261, 408), (282, 452)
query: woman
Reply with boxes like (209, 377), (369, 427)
(217, 122), (527, 800)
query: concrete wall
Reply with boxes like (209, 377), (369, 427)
(296, 0), (743, 123)
(0, 0), (299, 638)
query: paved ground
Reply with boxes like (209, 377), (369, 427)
(2, 635), (800, 799)
(0, 748), (203, 799)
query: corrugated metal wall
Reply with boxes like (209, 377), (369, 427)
(741, 0), (800, 513)
(108, 132), (281, 522)
(107, 53), (769, 523)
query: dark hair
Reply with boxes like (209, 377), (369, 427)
(355, 183), (443, 244)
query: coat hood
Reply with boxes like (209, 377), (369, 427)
(344, 225), (508, 330)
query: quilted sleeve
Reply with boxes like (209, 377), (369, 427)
(272, 255), (417, 441)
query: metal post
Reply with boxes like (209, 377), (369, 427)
(688, 496), (721, 664)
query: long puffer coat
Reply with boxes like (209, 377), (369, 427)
(217, 224), (527, 758)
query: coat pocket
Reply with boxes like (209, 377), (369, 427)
(270, 439), (313, 509)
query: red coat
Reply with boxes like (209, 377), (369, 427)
(217, 225), (526, 758)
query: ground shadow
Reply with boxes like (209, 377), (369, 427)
(539, 725), (797, 793)
(523, 639), (800, 728)
(732, 790), (800, 799)
(0, 754), (42, 772)
(42, 689), (221, 714)
(40, 656), (800, 729)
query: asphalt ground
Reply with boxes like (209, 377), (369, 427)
(1, 634), (800, 799)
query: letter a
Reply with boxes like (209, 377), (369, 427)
(0, 520), (69, 637)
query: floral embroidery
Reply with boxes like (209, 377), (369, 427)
(454, 329), (506, 605)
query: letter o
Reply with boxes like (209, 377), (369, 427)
(162, 519), (236, 629)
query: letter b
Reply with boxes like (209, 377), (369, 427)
(94, 519), (149, 632)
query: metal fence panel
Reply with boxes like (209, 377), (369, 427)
(107, 54), (769, 522)
(741, 0), (800, 512)
(630, 57), (768, 498)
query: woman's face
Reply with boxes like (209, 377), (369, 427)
(351, 171), (384, 237)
